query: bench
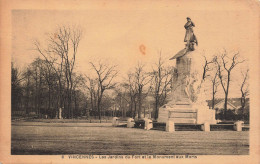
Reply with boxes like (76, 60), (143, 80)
(112, 117), (135, 128)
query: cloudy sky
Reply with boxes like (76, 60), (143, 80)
(11, 2), (257, 97)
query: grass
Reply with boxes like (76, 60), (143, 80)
(24, 118), (113, 123)
(11, 121), (249, 155)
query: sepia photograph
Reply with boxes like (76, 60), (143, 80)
(0, 0), (259, 163)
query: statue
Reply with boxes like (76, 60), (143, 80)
(184, 17), (198, 51)
(59, 107), (63, 119)
(157, 17), (216, 125)
(169, 17), (199, 60)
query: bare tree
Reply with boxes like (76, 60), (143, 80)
(85, 75), (99, 118)
(114, 84), (130, 118)
(203, 56), (220, 110)
(40, 59), (58, 117)
(240, 69), (249, 113)
(11, 62), (24, 113)
(22, 67), (33, 115)
(209, 66), (220, 109)
(34, 26), (82, 118)
(89, 61), (118, 122)
(71, 74), (85, 117)
(132, 63), (151, 119)
(216, 51), (244, 119)
(124, 73), (138, 118)
(150, 55), (173, 119)
(202, 55), (215, 80)
(30, 58), (46, 116)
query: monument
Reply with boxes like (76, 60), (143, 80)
(157, 17), (216, 124)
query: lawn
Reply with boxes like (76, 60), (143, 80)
(11, 121), (249, 155)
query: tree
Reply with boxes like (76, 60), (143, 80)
(204, 56), (220, 109)
(100, 95), (115, 118)
(150, 55), (173, 119)
(85, 76), (98, 118)
(89, 61), (118, 122)
(30, 58), (45, 115)
(11, 62), (24, 113)
(132, 63), (151, 119)
(202, 55), (215, 80)
(216, 50), (244, 119)
(206, 61), (220, 110)
(71, 74), (86, 117)
(210, 69), (219, 109)
(240, 68), (249, 113)
(21, 58), (57, 117)
(34, 26), (82, 118)
(114, 84), (130, 118)
(124, 73), (138, 118)
(22, 67), (33, 115)
(40, 59), (59, 117)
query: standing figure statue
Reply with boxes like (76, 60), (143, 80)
(184, 17), (198, 51)
(59, 107), (63, 119)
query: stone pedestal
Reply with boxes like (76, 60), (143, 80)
(112, 117), (119, 127)
(144, 119), (153, 130)
(127, 118), (135, 128)
(201, 122), (210, 131)
(166, 120), (175, 132)
(234, 121), (244, 131)
(157, 49), (216, 125)
(158, 105), (216, 124)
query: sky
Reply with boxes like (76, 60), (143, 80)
(11, 5), (257, 98)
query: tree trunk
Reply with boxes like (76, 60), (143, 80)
(58, 78), (63, 118)
(133, 101), (137, 119)
(39, 70), (42, 117)
(143, 107), (146, 118)
(48, 85), (51, 116)
(224, 95), (228, 119)
(129, 99), (133, 118)
(241, 94), (245, 113)
(138, 92), (142, 119)
(25, 76), (30, 114)
(35, 70), (38, 115)
(154, 98), (159, 120)
(74, 91), (77, 117)
(98, 100), (101, 122)
(212, 83), (215, 109)
(224, 73), (230, 119)
(212, 94), (215, 110)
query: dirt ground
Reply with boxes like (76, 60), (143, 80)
(11, 121), (249, 155)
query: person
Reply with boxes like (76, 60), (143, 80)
(184, 17), (198, 50)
